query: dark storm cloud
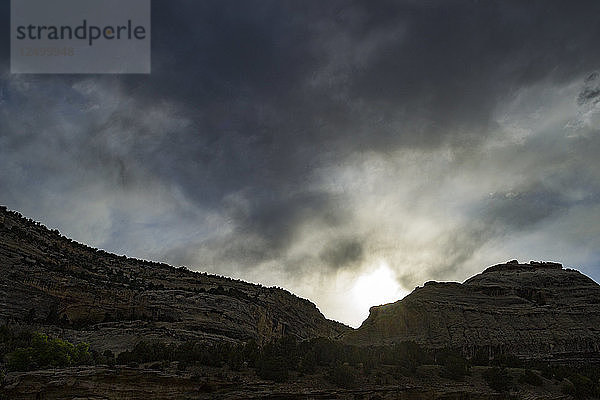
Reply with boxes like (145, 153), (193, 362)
(482, 189), (569, 230)
(578, 72), (600, 106)
(228, 191), (345, 251)
(320, 238), (364, 269)
(3, 0), (600, 325)
(133, 0), (600, 199)
(134, 0), (600, 268)
(396, 224), (491, 289)
(161, 190), (351, 274)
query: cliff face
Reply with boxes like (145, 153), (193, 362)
(344, 260), (600, 361)
(0, 207), (349, 351)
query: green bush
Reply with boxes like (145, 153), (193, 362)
(5, 332), (92, 371)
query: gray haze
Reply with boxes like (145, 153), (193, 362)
(2, 1), (600, 326)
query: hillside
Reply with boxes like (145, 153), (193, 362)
(0, 206), (349, 352)
(3, 208), (600, 399)
(344, 260), (600, 363)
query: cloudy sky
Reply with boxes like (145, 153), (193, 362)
(2, 0), (600, 327)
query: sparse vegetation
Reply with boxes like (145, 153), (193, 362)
(483, 367), (512, 392)
(326, 362), (359, 388)
(2, 323), (600, 398)
(0, 325), (32, 362)
(561, 373), (599, 399)
(257, 355), (289, 382)
(436, 349), (471, 381)
(4, 331), (91, 372)
(518, 369), (542, 386)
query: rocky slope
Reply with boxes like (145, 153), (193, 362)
(0, 206), (349, 352)
(344, 260), (600, 362)
(1, 365), (570, 399)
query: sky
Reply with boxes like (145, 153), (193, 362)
(2, 0), (600, 327)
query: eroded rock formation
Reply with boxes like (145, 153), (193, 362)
(0, 206), (349, 352)
(344, 260), (600, 362)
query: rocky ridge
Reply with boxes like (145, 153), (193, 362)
(0, 206), (349, 352)
(1, 208), (597, 399)
(344, 260), (600, 362)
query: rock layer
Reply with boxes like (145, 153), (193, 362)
(344, 260), (600, 361)
(0, 206), (349, 352)
(1, 365), (569, 399)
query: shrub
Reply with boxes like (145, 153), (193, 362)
(102, 349), (115, 366)
(227, 345), (245, 371)
(6, 348), (34, 371)
(257, 355), (289, 382)
(298, 350), (317, 374)
(0, 325), (33, 360)
(437, 350), (470, 381)
(116, 341), (178, 365)
(561, 380), (576, 396)
(540, 366), (553, 380)
(326, 363), (359, 389)
(492, 353), (523, 368)
(483, 367), (512, 392)
(242, 339), (260, 367)
(519, 369), (543, 386)
(5, 332), (92, 371)
(72, 342), (93, 365)
(564, 374), (597, 399)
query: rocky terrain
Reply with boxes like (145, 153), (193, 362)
(2, 207), (599, 399)
(1, 364), (572, 399)
(0, 206), (348, 353)
(344, 260), (600, 363)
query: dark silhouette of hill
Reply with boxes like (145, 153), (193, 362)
(344, 260), (600, 365)
(0, 205), (349, 353)
(2, 207), (600, 399)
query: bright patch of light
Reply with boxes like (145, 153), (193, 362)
(350, 261), (408, 327)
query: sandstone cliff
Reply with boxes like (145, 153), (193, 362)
(344, 260), (600, 362)
(0, 206), (349, 352)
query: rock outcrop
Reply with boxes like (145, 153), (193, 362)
(1, 365), (570, 399)
(0, 206), (349, 352)
(344, 260), (600, 362)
